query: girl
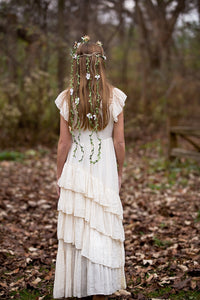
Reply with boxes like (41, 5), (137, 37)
(53, 36), (127, 300)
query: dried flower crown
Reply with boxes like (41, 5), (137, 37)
(69, 35), (106, 164)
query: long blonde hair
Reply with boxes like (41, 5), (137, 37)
(66, 41), (112, 131)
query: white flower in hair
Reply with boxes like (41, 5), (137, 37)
(102, 55), (107, 60)
(96, 40), (103, 47)
(74, 41), (81, 49)
(75, 97), (79, 105)
(86, 73), (90, 80)
(73, 54), (77, 59)
(70, 88), (73, 95)
(86, 113), (92, 119)
(93, 114), (97, 120)
(81, 35), (90, 42)
(95, 74), (100, 80)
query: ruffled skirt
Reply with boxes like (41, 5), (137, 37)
(53, 139), (126, 298)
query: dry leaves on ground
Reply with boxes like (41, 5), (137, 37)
(0, 137), (200, 299)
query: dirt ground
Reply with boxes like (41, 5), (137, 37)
(0, 137), (200, 299)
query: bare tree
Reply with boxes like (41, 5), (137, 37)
(57, 0), (66, 91)
(135, 0), (186, 111)
(135, 0), (186, 71)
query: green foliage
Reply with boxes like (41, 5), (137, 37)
(0, 102), (21, 134)
(147, 287), (200, 299)
(195, 210), (200, 223)
(171, 290), (200, 300)
(0, 68), (60, 146)
(153, 235), (172, 248)
(0, 148), (49, 161)
(11, 289), (40, 300)
(147, 286), (172, 297)
(141, 139), (164, 156)
(11, 287), (76, 300)
(142, 139), (200, 191)
(0, 151), (25, 161)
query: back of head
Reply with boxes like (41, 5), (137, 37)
(67, 36), (112, 131)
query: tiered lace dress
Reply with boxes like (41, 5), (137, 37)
(53, 87), (127, 299)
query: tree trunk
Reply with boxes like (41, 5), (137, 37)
(80, 0), (90, 36)
(57, 0), (66, 91)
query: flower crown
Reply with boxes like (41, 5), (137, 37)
(72, 36), (106, 60)
(69, 36), (106, 164)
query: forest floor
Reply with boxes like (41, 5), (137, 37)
(0, 136), (200, 300)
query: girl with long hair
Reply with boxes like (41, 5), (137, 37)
(53, 36), (127, 300)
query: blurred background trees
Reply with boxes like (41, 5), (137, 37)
(0, 0), (199, 146)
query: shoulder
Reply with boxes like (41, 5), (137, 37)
(55, 88), (69, 102)
(55, 88), (70, 108)
(112, 87), (127, 102)
(111, 87), (127, 122)
(54, 88), (69, 122)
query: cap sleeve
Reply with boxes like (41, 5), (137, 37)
(54, 89), (69, 122)
(112, 87), (127, 122)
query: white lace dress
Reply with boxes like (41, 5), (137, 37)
(53, 87), (127, 299)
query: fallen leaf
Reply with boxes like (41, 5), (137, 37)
(32, 277), (42, 285)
